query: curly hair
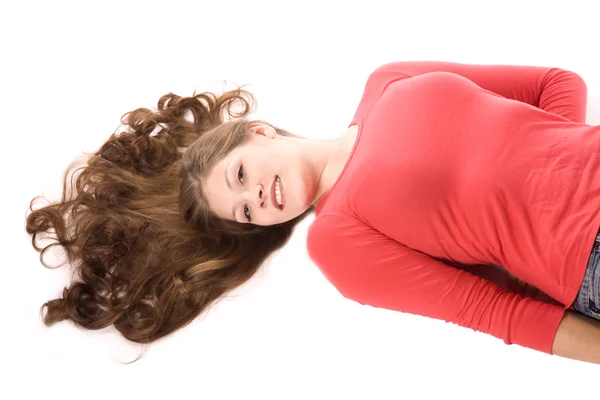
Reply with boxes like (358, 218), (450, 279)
(25, 88), (314, 355)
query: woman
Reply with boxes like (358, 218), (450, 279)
(26, 61), (600, 364)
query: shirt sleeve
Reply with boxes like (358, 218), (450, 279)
(307, 214), (567, 355)
(352, 60), (588, 125)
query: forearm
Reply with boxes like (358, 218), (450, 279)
(552, 310), (600, 364)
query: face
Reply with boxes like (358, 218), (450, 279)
(202, 123), (318, 226)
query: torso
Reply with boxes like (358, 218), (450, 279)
(346, 124), (359, 143)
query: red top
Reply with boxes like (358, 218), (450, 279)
(307, 61), (598, 354)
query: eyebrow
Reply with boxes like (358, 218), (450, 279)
(225, 166), (236, 221)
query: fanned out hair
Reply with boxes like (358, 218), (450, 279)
(25, 88), (314, 357)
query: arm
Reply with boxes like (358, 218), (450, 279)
(354, 61), (587, 124)
(308, 215), (566, 356)
(553, 311), (600, 364)
(445, 261), (562, 306)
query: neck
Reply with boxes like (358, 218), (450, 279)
(298, 126), (358, 208)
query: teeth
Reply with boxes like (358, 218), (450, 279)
(275, 177), (282, 206)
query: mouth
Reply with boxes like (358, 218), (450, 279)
(270, 175), (284, 210)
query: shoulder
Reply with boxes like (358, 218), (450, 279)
(307, 214), (374, 267)
(306, 214), (376, 297)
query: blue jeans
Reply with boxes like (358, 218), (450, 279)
(573, 227), (600, 320)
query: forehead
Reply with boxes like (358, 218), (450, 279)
(203, 155), (234, 221)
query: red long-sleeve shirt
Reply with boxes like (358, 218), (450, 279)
(307, 61), (598, 354)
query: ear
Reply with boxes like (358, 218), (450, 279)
(249, 122), (277, 138)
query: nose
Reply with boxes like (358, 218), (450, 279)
(253, 184), (266, 209)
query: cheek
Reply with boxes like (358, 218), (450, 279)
(288, 164), (314, 208)
(256, 149), (287, 173)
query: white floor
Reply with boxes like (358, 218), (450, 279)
(3, 1), (600, 399)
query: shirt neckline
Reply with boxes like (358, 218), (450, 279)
(315, 117), (364, 214)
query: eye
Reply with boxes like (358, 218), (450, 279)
(238, 165), (251, 222)
(237, 165), (244, 184)
(243, 204), (251, 222)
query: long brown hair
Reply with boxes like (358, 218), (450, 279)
(25, 88), (314, 354)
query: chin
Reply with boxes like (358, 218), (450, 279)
(279, 211), (296, 224)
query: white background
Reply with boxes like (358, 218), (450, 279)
(2, 0), (600, 399)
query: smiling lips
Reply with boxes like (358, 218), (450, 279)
(271, 175), (284, 210)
